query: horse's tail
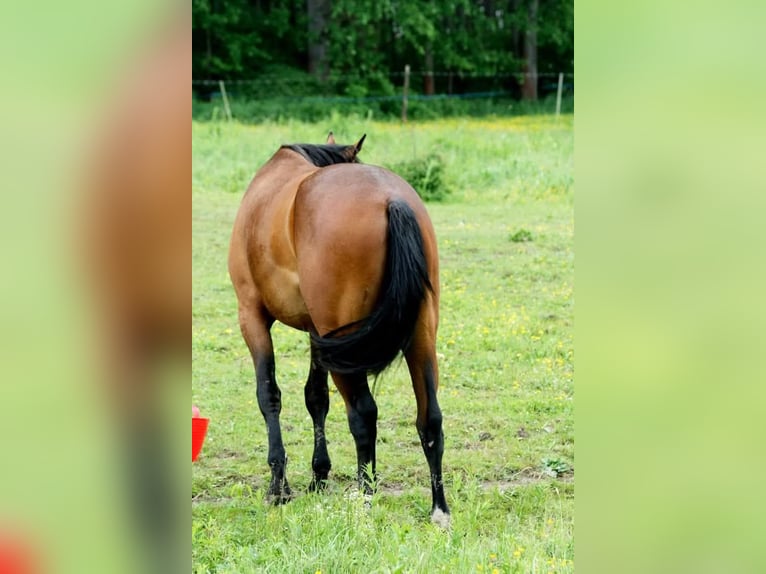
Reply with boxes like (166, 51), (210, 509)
(310, 200), (432, 376)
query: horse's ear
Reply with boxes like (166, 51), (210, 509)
(343, 134), (367, 161)
(326, 131), (336, 144)
(354, 134), (366, 155)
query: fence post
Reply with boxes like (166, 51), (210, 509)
(219, 80), (233, 122)
(402, 65), (410, 123)
(555, 73), (564, 117)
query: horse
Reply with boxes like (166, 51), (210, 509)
(85, 9), (189, 572)
(228, 132), (450, 527)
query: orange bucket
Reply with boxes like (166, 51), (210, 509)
(0, 532), (37, 574)
(192, 417), (209, 462)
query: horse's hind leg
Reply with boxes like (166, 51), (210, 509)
(331, 372), (378, 494)
(238, 304), (291, 503)
(305, 342), (331, 491)
(405, 317), (450, 527)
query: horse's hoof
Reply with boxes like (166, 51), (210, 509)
(265, 482), (292, 505)
(345, 489), (373, 510)
(265, 492), (292, 506)
(308, 479), (328, 493)
(431, 508), (451, 529)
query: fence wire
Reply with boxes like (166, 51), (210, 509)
(192, 71), (574, 87)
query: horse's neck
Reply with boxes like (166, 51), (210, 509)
(273, 148), (312, 168)
(250, 150), (316, 200)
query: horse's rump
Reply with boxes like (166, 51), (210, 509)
(293, 165), (435, 375)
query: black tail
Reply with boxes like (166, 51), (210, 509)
(310, 200), (432, 375)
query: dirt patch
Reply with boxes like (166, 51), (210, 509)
(211, 449), (242, 460)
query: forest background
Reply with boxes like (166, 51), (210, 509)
(192, 0), (573, 120)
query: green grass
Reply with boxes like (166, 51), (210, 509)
(193, 114), (573, 573)
(192, 94), (575, 124)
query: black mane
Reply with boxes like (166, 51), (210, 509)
(282, 143), (358, 167)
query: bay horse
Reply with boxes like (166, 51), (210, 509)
(86, 8), (189, 572)
(228, 133), (450, 526)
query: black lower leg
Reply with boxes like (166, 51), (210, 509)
(416, 363), (449, 516)
(124, 412), (178, 574)
(256, 354), (290, 502)
(305, 348), (331, 491)
(346, 380), (378, 493)
(418, 415), (448, 515)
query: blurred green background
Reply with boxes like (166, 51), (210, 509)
(1, 0), (765, 572)
(577, 1), (766, 572)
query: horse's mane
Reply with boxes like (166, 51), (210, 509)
(282, 143), (359, 167)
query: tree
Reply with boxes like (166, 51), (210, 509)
(307, 0), (330, 81)
(522, 0), (538, 100)
(190, 0), (573, 100)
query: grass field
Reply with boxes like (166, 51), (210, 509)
(192, 114), (574, 573)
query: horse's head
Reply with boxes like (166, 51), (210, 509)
(325, 131), (366, 161)
(283, 133), (366, 167)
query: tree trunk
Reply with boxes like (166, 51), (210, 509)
(307, 0), (330, 81)
(522, 0), (538, 101)
(424, 45), (435, 95)
(510, 0), (521, 57)
(205, 27), (212, 76)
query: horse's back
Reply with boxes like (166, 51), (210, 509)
(293, 164), (435, 336)
(295, 163), (431, 246)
